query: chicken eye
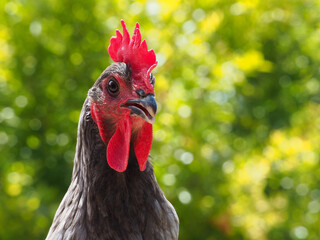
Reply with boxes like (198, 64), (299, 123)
(107, 78), (119, 96)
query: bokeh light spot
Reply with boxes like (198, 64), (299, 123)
(179, 190), (192, 204)
(280, 177), (294, 190)
(57, 133), (69, 146)
(308, 200), (320, 214)
(70, 53), (83, 65)
(27, 197), (40, 211)
(29, 118), (42, 130)
(1, 107), (14, 119)
(7, 183), (22, 196)
(192, 8), (206, 21)
(26, 135), (40, 149)
(222, 160), (234, 174)
(29, 21), (42, 36)
(15, 95), (28, 108)
(146, 2), (160, 16)
(178, 105), (191, 118)
(162, 173), (176, 186)
(296, 184), (309, 196)
(0, 131), (9, 145)
(180, 152), (194, 165)
(293, 226), (308, 239)
(201, 195), (214, 208)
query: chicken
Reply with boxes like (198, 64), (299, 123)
(46, 20), (179, 240)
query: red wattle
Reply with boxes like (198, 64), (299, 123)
(134, 122), (153, 171)
(107, 115), (131, 172)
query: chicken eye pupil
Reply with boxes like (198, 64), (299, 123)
(107, 79), (119, 95)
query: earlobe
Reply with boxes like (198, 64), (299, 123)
(91, 102), (97, 123)
(90, 102), (109, 144)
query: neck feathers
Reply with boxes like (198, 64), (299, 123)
(46, 99), (179, 240)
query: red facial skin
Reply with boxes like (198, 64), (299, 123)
(91, 74), (154, 172)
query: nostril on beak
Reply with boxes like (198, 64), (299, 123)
(136, 89), (146, 97)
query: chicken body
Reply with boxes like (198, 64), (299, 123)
(46, 64), (179, 240)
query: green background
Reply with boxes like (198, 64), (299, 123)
(1, 0), (320, 239)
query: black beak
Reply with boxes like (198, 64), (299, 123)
(122, 95), (157, 124)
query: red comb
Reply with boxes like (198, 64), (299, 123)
(108, 20), (157, 92)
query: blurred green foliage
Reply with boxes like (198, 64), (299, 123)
(1, 0), (320, 239)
